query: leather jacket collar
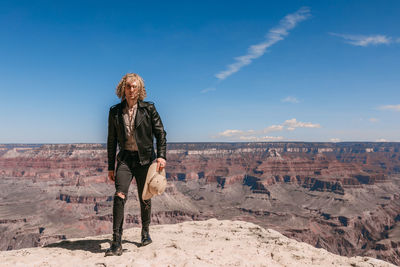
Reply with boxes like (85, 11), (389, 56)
(119, 99), (150, 129)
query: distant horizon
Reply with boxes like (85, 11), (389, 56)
(2, 141), (400, 145)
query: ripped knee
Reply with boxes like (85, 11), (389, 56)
(115, 191), (126, 199)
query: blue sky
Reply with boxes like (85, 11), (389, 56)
(0, 0), (399, 143)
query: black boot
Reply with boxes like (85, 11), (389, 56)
(141, 226), (152, 246)
(105, 233), (122, 256)
(119, 212), (124, 240)
(107, 193), (125, 254)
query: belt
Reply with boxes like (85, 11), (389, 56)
(123, 150), (139, 159)
(124, 150), (139, 155)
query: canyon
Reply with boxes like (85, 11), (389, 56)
(0, 142), (399, 265)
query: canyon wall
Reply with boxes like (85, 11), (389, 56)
(0, 142), (399, 264)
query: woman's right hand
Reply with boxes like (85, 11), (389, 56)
(108, 170), (115, 182)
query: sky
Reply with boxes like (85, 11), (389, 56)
(0, 0), (399, 143)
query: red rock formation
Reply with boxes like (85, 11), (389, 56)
(1, 142), (399, 265)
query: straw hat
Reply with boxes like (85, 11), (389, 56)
(142, 162), (167, 200)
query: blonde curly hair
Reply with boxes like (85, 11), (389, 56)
(116, 73), (147, 101)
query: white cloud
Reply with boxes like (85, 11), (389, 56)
(238, 135), (284, 141)
(378, 104), (400, 111)
(376, 138), (388, 142)
(262, 125), (284, 133)
(369, 118), (378, 123)
(217, 129), (255, 137)
(281, 96), (300, 103)
(215, 7), (311, 80)
(282, 118), (321, 131)
(201, 87), (216, 93)
(217, 129), (243, 137)
(214, 118), (320, 141)
(330, 138), (341, 142)
(330, 33), (392, 47)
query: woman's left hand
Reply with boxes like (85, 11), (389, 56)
(156, 158), (166, 172)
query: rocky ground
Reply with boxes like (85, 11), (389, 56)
(0, 218), (396, 267)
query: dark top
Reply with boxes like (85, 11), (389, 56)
(107, 99), (167, 170)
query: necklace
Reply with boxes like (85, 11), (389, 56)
(125, 104), (136, 132)
(128, 108), (134, 122)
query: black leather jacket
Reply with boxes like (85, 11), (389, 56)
(107, 99), (167, 170)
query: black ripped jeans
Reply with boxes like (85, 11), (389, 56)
(113, 150), (151, 237)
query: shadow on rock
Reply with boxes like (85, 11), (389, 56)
(44, 239), (111, 254)
(44, 238), (143, 253)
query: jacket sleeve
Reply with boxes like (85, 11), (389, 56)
(150, 103), (167, 160)
(107, 108), (117, 171)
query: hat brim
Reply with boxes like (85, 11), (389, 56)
(142, 162), (166, 200)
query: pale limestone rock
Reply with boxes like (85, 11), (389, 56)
(0, 218), (395, 267)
